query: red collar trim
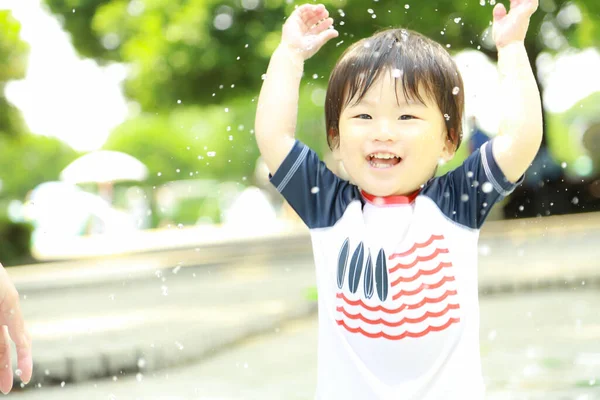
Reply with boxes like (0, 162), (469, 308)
(361, 189), (420, 205)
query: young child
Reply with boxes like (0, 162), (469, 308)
(255, 1), (542, 398)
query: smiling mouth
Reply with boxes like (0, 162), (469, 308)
(367, 153), (402, 169)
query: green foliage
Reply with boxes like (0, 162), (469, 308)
(0, 135), (79, 200)
(0, 10), (29, 82)
(103, 83), (330, 183)
(0, 217), (33, 266)
(43, 0), (599, 111)
(546, 92), (600, 176)
(0, 10), (30, 137)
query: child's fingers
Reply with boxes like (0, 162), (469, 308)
(301, 7), (329, 29)
(317, 26), (339, 47)
(492, 3), (507, 22)
(310, 17), (334, 35)
(0, 327), (13, 394)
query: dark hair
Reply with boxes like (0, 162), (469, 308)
(325, 28), (464, 151)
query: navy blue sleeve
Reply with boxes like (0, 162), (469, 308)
(269, 140), (362, 229)
(421, 139), (523, 229)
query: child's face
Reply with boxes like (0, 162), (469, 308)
(333, 70), (455, 197)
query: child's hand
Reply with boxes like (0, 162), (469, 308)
(0, 264), (32, 393)
(492, 0), (539, 49)
(281, 4), (339, 60)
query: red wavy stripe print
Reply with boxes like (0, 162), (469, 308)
(389, 235), (445, 259)
(336, 302), (460, 327)
(392, 275), (455, 300)
(389, 248), (449, 273)
(390, 261), (453, 287)
(336, 290), (458, 314)
(336, 317), (461, 340)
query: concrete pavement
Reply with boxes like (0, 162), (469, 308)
(10, 288), (600, 399)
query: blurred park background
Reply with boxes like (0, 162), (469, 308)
(0, 0), (598, 399)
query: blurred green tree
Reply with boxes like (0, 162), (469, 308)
(42, 0), (600, 183)
(0, 10), (30, 136)
(42, 0), (599, 110)
(0, 11), (79, 201)
(0, 134), (79, 200)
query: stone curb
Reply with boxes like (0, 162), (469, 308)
(18, 301), (318, 390)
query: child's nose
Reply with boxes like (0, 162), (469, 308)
(373, 120), (396, 142)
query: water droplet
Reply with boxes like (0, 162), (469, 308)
(157, 172), (162, 176)
(519, 205), (524, 211)
(311, 186), (320, 194)
(261, 74), (267, 80)
(452, 86), (460, 95)
(137, 358), (146, 369)
(177, 99), (182, 104)
(461, 194), (469, 202)
(224, 107), (229, 112)
(481, 182), (494, 193)
(480, 0), (486, 5)
(479, 244), (491, 256)
(312, 74), (319, 79)
(175, 341), (184, 350)
(207, 151), (216, 157)
(572, 196), (579, 205)
(136, 373), (143, 382)
(61, 381), (65, 387)
(467, 171), (474, 178)
(364, 41), (371, 48)
(336, 40), (344, 47)
(15, 369), (22, 377)
(176, 168), (180, 173)
(372, 14), (377, 18)
(404, 4), (410, 9)
(490, 0), (496, 5)
(367, 8), (374, 14)
(391, 68), (403, 78)
(454, 17), (462, 23)
(444, 114), (450, 121)
(561, 162), (567, 168)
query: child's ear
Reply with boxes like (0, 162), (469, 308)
(329, 128), (342, 160)
(440, 129), (457, 162)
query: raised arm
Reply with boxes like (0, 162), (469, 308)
(255, 4), (338, 176)
(490, 0), (543, 183)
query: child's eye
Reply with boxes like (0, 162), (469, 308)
(399, 115), (416, 120)
(355, 114), (372, 120)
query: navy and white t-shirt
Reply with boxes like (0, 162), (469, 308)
(270, 140), (519, 400)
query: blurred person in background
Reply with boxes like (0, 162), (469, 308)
(468, 116), (491, 154)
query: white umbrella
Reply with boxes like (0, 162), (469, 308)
(60, 150), (148, 184)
